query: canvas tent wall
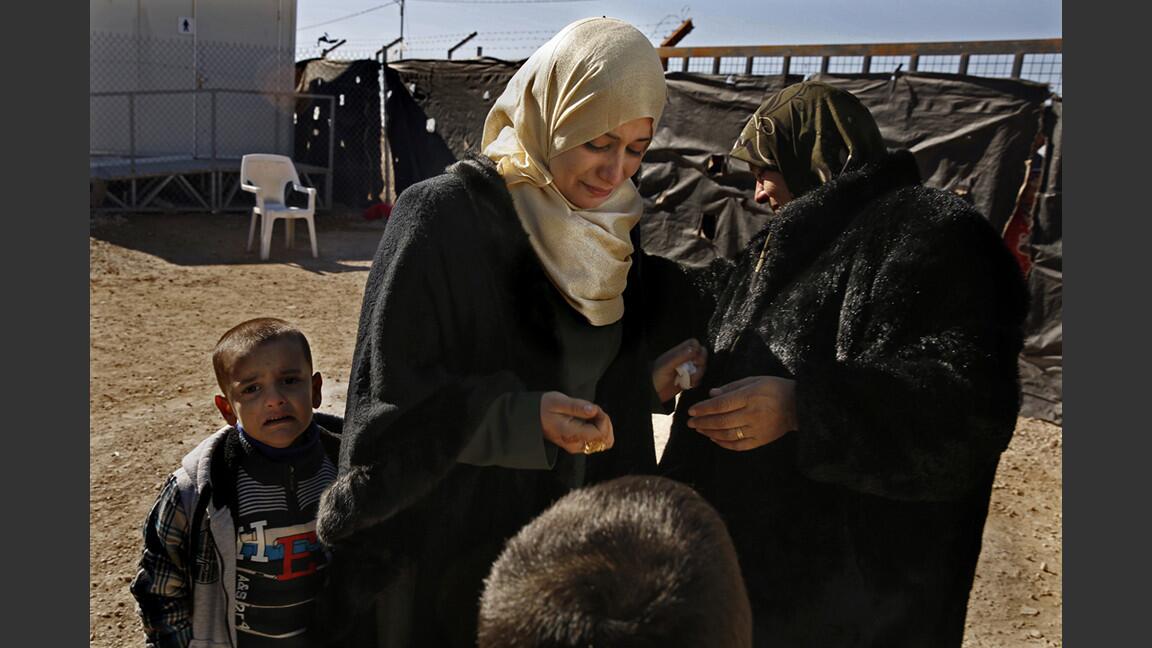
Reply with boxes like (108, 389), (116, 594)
(639, 72), (1052, 265)
(380, 63), (1052, 254)
(385, 58), (519, 195)
(293, 58), (390, 209)
(1018, 98), (1062, 424)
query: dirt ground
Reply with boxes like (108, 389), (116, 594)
(89, 212), (1062, 647)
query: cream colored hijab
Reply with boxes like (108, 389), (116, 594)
(481, 17), (666, 326)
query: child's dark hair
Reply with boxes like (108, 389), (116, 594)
(477, 475), (753, 648)
(212, 317), (313, 394)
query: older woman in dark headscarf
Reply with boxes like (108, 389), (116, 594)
(659, 81), (1029, 647)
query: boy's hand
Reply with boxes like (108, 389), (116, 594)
(540, 391), (614, 455)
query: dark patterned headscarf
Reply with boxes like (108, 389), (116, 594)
(729, 81), (886, 198)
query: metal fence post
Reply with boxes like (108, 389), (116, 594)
(129, 93), (137, 208)
(1011, 52), (1025, 78)
(380, 51), (392, 205)
(274, 92), (282, 155)
(211, 90), (218, 211)
(327, 96), (335, 210)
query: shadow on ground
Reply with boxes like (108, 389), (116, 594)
(90, 211), (387, 272)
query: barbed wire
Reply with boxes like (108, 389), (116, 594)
(296, 0), (600, 34)
(296, 46), (531, 60)
(646, 8), (692, 41)
(307, 20), (676, 43)
(299, 2), (400, 31)
(410, 0), (598, 4)
(300, 19), (681, 57)
(400, 44), (541, 53)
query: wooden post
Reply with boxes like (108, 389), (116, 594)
(1011, 52), (1025, 78)
(659, 19), (694, 71)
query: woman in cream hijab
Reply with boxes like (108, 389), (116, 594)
(316, 17), (708, 647)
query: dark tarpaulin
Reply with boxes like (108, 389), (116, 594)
(381, 64), (458, 196)
(1018, 98), (1062, 423)
(812, 73), (1052, 234)
(381, 65), (1053, 253)
(641, 72), (1052, 265)
(637, 73), (803, 266)
(388, 58), (522, 159)
(380, 62), (790, 265)
(295, 59), (384, 208)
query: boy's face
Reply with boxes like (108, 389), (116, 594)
(214, 337), (322, 448)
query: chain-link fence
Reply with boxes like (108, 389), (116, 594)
(91, 28), (334, 213)
(678, 53), (1061, 96)
(664, 40), (1062, 96)
(89, 89), (335, 213)
(90, 30), (296, 95)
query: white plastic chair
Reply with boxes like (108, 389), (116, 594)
(240, 154), (318, 261)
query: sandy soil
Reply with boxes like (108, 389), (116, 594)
(89, 212), (1061, 647)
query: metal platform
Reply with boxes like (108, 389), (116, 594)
(90, 154), (332, 213)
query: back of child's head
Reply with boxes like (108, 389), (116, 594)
(477, 475), (753, 648)
(212, 317), (313, 394)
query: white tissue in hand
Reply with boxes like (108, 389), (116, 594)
(675, 361), (697, 390)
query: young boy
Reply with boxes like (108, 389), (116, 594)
(477, 475), (753, 648)
(130, 317), (341, 648)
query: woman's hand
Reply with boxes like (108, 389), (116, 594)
(686, 376), (798, 451)
(652, 338), (709, 404)
(540, 391), (615, 455)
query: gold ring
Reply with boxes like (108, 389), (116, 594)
(583, 439), (607, 455)
(735, 427), (745, 441)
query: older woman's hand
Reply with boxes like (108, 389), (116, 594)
(540, 391), (615, 455)
(652, 338), (709, 404)
(686, 376), (798, 451)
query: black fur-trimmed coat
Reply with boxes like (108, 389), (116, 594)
(315, 156), (690, 647)
(659, 150), (1029, 648)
